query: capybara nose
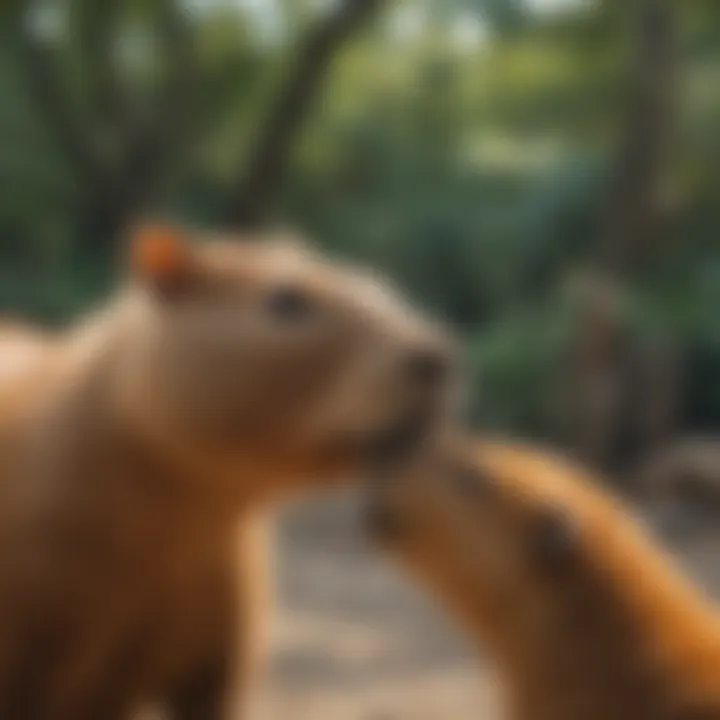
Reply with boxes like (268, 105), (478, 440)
(405, 345), (452, 388)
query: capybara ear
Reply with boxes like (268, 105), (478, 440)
(129, 221), (197, 298)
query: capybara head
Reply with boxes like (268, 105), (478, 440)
(115, 223), (457, 499)
(364, 435), (616, 625)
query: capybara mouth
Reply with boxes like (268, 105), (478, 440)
(365, 411), (435, 470)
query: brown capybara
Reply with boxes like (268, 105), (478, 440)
(367, 435), (720, 720)
(0, 222), (455, 719)
(0, 318), (50, 381)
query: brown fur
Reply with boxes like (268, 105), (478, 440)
(368, 436), (720, 720)
(0, 225), (454, 719)
(0, 318), (51, 380)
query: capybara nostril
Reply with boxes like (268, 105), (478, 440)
(406, 346), (451, 387)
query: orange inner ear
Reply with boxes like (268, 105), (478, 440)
(130, 223), (193, 284)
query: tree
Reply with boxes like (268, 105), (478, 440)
(225, 0), (381, 227)
(6, 0), (382, 266)
(562, 0), (680, 480)
(600, 0), (677, 276)
(8, 0), (198, 266)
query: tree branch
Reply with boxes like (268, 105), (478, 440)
(11, 6), (112, 186)
(119, 0), (199, 213)
(73, 0), (127, 141)
(225, 0), (382, 228)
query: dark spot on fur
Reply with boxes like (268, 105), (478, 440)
(452, 460), (490, 502)
(265, 284), (314, 323)
(530, 505), (579, 571)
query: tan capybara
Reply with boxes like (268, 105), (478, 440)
(367, 435), (720, 720)
(0, 318), (51, 380)
(0, 223), (456, 719)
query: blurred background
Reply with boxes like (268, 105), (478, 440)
(2, 1), (720, 717)
(3, 0), (720, 474)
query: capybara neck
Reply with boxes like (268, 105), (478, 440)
(14, 299), (244, 534)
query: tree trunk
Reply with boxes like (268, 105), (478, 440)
(561, 0), (679, 480)
(600, 0), (677, 276)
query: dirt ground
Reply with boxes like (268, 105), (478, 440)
(257, 489), (720, 720)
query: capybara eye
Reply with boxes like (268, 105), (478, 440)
(265, 284), (313, 323)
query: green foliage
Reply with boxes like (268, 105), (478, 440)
(1, 0), (719, 433)
(467, 298), (575, 435)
